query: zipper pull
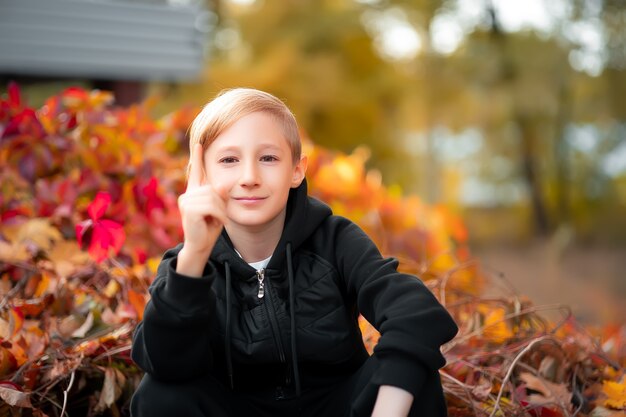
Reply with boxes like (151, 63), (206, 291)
(256, 269), (265, 299)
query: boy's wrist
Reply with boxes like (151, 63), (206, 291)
(371, 385), (414, 417)
(176, 246), (212, 278)
(180, 244), (212, 258)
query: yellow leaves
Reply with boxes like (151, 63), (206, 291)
(5, 218), (62, 251)
(602, 377), (626, 410)
(480, 306), (514, 344)
(0, 240), (29, 262)
(103, 280), (121, 298)
(0, 219), (63, 262)
(47, 240), (90, 278)
(0, 308), (24, 340)
(458, 304), (515, 345)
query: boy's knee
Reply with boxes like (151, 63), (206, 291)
(131, 374), (187, 417)
(131, 373), (230, 417)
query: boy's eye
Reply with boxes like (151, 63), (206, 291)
(219, 157), (238, 164)
(260, 155), (278, 162)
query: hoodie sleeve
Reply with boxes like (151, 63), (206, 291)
(131, 244), (216, 382)
(336, 220), (458, 397)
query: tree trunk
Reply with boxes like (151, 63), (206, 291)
(488, 1), (551, 236)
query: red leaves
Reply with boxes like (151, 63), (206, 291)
(0, 82), (22, 122)
(132, 176), (165, 218)
(76, 192), (126, 263)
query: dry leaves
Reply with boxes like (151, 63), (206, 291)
(0, 83), (623, 416)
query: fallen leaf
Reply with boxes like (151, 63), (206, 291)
(128, 289), (146, 321)
(590, 405), (626, 417)
(13, 218), (62, 251)
(0, 347), (17, 376)
(520, 372), (572, 412)
(602, 378), (626, 410)
(47, 239), (90, 277)
(95, 367), (123, 412)
(71, 311), (95, 338)
(103, 280), (120, 298)
(0, 384), (32, 408)
(0, 240), (29, 261)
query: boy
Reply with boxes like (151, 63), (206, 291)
(130, 88), (458, 417)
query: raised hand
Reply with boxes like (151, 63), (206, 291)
(176, 143), (228, 277)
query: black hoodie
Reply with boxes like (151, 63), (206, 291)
(131, 179), (458, 400)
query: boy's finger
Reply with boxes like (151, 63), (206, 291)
(187, 143), (204, 189)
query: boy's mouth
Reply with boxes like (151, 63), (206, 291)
(234, 196), (266, 203)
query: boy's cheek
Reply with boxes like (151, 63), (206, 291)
(212, 183), (231, 203)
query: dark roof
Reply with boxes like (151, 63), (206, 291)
(0, 0), (212, 81)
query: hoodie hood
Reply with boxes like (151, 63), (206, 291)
(210, 178), (332, 275)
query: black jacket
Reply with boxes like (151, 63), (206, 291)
(131, 180), (458, 399)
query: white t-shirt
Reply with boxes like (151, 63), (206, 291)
(235, 249), (271, 271)
(248, 255), (271, 271)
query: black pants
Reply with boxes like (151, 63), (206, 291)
(131, 356), (447, 417)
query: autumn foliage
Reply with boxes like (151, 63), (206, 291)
(0, 83), (624, 416)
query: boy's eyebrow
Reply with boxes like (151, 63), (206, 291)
(257, 143), (285, 152)
(213, 143), (285, 154)
(213, 145), (241, 154)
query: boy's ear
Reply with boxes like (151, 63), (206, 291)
(291, 155), (308, 187)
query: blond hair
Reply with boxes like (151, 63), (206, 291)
(187, 88), (301, 177)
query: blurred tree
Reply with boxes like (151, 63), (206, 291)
(153, 0), (625, 242)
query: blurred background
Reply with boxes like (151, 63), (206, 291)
(1, 0), (624, 324)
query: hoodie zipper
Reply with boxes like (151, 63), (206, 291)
(256, 269), (265, 298)
(258, 269), (286, 364)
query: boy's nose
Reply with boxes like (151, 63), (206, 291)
(239, 161), (260, 186)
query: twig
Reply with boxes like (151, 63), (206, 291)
(60, 370), (75, 417)
(0, 268), (33, 310)
(441, 371), (484, 416)
(446, 304), (570, 351)
(488, 335), (552, 417)
(92, 343), (131, 363)
(438, 259), (479, 308)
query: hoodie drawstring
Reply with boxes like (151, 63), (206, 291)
(224, 262), (234, 389)
(286, 243), (301, 396)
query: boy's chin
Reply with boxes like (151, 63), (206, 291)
(228, 214), (278, 229)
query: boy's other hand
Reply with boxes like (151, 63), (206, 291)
(176, 144), (228, 276)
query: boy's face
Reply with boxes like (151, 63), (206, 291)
(203, 112), (306, 231)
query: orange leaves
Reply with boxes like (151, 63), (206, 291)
(127, 289), (146, 321)
(477, 305), (515, 344)
(358, 316), (380, 354)
(306, 142), (479, 295)
(311, 148), (371, 199)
